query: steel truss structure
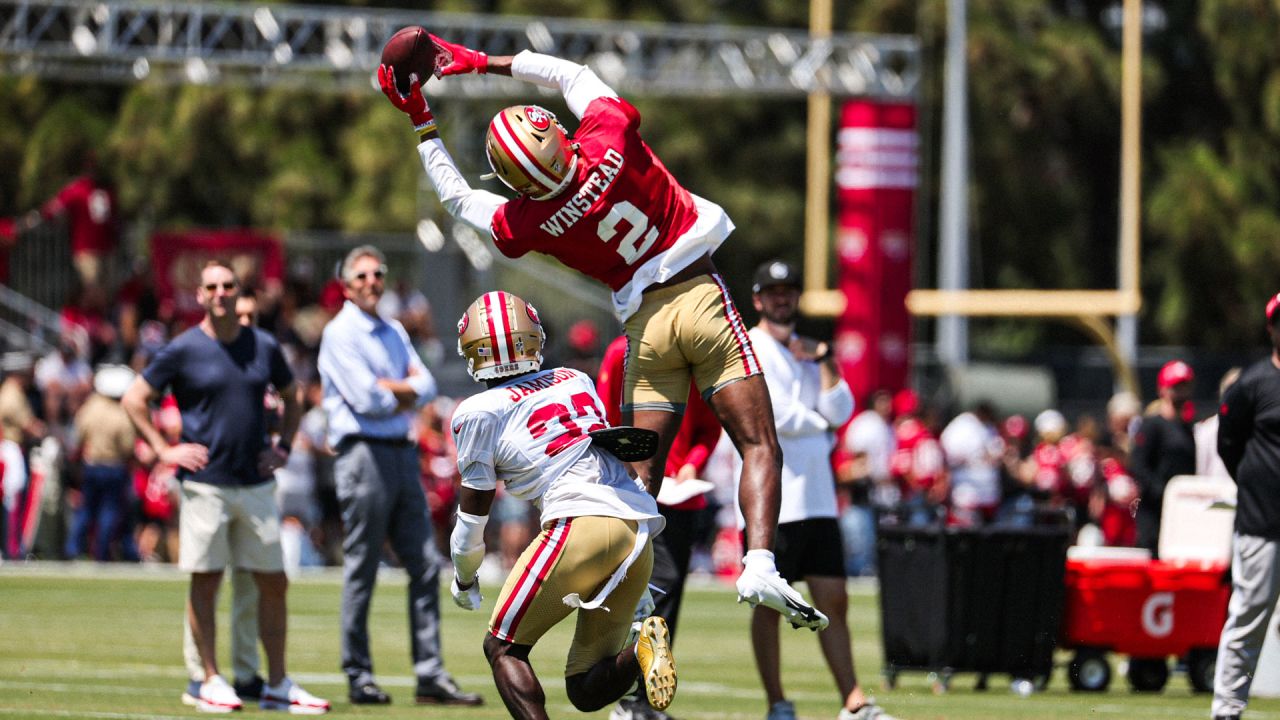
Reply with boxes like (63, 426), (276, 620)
(0, 0), (918, 98)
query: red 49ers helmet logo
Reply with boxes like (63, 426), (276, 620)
(524, 106), (553, 132)
(456, 313), (469, 336)
(525, 303), (542, 325)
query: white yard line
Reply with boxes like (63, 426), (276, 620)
(0, 708), (192, 720)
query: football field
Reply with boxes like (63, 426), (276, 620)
(2, 563), (1277, 720)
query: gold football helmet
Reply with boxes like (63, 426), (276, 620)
(483, 105), (579, 200)
(457, 291), (546, 381)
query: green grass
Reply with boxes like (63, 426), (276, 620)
(1, 563), (1277, 719)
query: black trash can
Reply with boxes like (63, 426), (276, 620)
(877, 514), (1070, 690)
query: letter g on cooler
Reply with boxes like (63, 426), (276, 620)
(1141, 592), (1174, 638)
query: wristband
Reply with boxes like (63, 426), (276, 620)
(414, 119), (438, 139)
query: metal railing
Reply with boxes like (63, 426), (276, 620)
(0, 0), (919, 98)
(0, 281), (64, 355)
(0, 220), (71, 354)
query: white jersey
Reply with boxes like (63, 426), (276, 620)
(451, 367), (662, 530)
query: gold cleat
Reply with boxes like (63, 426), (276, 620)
(636, 616), (676, 710)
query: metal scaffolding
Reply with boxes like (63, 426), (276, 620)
(0, 0), (918, 98)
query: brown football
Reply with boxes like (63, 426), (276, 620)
(380, 26), (438, 96)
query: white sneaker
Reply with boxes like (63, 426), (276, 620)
(838, 703), (899, 720)
(767, 700), (797, 720)
(736, 564), (829, 631)
(260, 677), (330, 715)
(196, 675), (243, 714)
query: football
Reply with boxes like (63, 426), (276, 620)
(380, 26), (439, 96)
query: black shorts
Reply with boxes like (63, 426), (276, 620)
(744, 517), (846, 581)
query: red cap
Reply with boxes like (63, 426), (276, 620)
(892, 389), (919, 417)
(1157, 360), (1195, 390)
(1267, 292), (1280, 324)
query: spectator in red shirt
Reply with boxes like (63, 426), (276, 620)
(25, 157), (118, 289)
(888, 390), (947, 525)
(1025, 409), (1069, 503)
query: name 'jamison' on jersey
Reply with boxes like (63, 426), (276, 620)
(504, 367), (580, 402)
(537, 148), (625, 237)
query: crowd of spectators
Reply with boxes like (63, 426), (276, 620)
(0, 251), (1235, 581)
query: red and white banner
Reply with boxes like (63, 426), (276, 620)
(834, 101), (917, 409)
(150, 229), (284, 325)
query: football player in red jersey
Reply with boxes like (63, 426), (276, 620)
(378, 36), (826, 632)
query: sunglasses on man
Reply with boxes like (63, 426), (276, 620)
(203, 281), (238, 292)
(351, 267), (387, 283)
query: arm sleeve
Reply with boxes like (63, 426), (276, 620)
(768, 375), (830, 438)
(1217, 379), (1253, 479)
(510, 50), (618, 119)
(817, 379), (855, 427)
(316, 329), (399, 417)
(454, 410), (500, 491)
(393, 322), (437, 408)
(417, 138), (508, 233)
(141, 340), (181, 392)
(40, 180), (78, 218)
(450, 509), (489, 582)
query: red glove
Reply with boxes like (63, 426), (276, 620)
(430, 34), (488, 76)
(378, 64), (437, 139)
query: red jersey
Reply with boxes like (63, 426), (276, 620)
(1059, 433), (1098, 504)
(890, 418), (944, 495)
(1098, 455), (1137, 546)
(492, 97), (699, 292)
(42, 175), (117, 255)
(1031, 441), (1066, 495)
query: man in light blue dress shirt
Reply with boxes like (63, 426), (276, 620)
(317, 245), (481, 707)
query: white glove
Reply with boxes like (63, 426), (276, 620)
(451, 574), (483, 611)
(736, 550), (829, 631)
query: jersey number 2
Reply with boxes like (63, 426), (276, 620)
(597, 200), (659, 265)
(527, 392), (607, 456)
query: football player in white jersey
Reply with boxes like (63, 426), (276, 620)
(447, 290), (676, 720)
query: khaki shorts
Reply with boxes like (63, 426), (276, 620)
(622, 274), (761, 414)
(179, 480), (284, 573)
(489, 516), (653, 677)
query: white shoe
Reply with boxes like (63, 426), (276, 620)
(260, 677), (331, 715)
(838, 703), (899, 720)
(196, 675), (243, 714)
(767, 700), (797, 720)
(736, 565), (829, 631)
